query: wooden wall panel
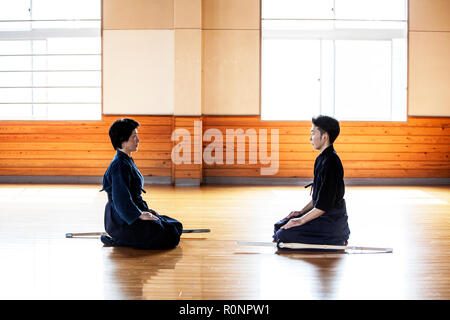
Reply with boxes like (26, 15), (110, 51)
(202, 0), (260, 30)
(409, 0), (450, 32)
(103, 30), (175, 115)
(174, 0), (202, 29)
(0, 115), (448, 180)
(202, 116), (450, 179)
(202, 30), (260, 115)
(408, 32), (450, 117)
(0, 116), (173, 177)
(103, 0), (174, 30)
(174, 29), (202, 115)
(409, 0), (450, 116)
(172, 117), (203, 182)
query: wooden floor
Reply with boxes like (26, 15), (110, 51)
(0, 183), (449, 299)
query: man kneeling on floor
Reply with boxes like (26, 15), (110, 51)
(273, 115), (350, 247)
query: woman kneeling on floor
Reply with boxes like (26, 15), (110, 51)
(100, 118), (183, 249)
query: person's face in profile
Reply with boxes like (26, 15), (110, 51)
(121, 129), (140, 154)
(310, 125), (327, 151)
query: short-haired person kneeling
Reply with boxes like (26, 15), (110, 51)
(100, 118), (183, 249)
(273, 115), (350, 247)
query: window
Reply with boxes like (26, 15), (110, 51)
(0, 0), (101, 120)
(261, 0), (408, 121)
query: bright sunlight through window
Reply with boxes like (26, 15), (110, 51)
(261, 0), (408, 121)
(0, 0), (101, 120)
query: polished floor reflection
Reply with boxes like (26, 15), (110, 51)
(0, 184), (448, 299)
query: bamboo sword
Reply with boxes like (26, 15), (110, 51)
(236, 241), (393, 253)
(66, 229), (211, 238)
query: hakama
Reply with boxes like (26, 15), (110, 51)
(273, 145), (350, 246)
(101, 150), (183, 249)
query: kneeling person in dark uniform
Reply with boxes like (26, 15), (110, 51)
(101, 118), (183, 249)
(273, 115), (350, 246)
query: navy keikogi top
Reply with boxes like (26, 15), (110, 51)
(101, 150), (182, 249)
(312, 145), (345, 212)
(273, 144), (350, 246)
(102, 149), (147, 225)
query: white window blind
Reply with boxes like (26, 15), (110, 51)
(0, 0), (101, 120)
(261, 0), (408, 121)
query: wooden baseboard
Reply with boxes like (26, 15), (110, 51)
(0, 175), (171, 185)
(0, 176), (448, 186)
(203, 177), (450, 186)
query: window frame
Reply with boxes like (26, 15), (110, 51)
(260, 0), (408, 122)
(0, 0), (102, 121)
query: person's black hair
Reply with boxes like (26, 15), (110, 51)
(312, 115), (340, 144)
(108, 118), (140, 150)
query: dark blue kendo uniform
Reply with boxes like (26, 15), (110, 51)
(100, 150), (183, 249)
(273, 145), (350, 246)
